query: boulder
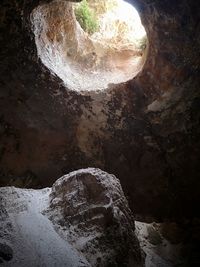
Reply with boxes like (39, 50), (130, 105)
(47, 168), (144, 267)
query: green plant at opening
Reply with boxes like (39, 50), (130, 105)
(75, 0), (99, 34)
(135, 35), (147, 51)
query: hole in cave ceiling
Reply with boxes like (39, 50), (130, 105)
(31, 0), (148, 92)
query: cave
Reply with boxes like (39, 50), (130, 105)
(0, 0), (200, 266)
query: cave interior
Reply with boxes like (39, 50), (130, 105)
(0, 0), (200, 266)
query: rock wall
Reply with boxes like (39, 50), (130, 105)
(0, 0), (200, 220)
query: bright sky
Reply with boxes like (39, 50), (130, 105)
(92, 0), (147, 43)
(114, 0), (146, 39)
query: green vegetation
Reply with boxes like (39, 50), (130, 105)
(135, 35), (147, 51)
(75, 0), (99, 35)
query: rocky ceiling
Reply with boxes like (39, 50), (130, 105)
(0, 0), (200, 221)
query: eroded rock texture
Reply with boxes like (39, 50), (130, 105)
(0, 168), (143, 266)
(31, 0), (146, 91)
(47, 168), (143, 266)
(0, 0), (200, 221)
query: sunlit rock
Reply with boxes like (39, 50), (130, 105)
(0, 168), (144, 266)
(31, 0), (147, 92)
(47, 168), (144, 266)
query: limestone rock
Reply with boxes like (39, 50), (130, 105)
(0, 186), (90, 267)
(30, 0), (146, 91)
(0, 169), (143, 266)
(47, 168), (144, 267)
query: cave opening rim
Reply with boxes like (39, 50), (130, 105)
(31, 0), (149, 93)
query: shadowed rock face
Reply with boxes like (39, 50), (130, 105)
(47, 168), (144, 266)
(0, 0), (200, 221)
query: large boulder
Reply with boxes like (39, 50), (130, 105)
(47, 168), (144, 267)
(0, 168), (143, 266)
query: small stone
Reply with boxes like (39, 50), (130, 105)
(0, 243), (13, 261)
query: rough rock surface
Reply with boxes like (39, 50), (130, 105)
(31, 0), (146, 91)
(0, 186), (90, 267)
(135, 220), (200, 266)
(0, 0), (200, 222)
(47, 168), (143, 266)
(0, 168), (143, 267)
